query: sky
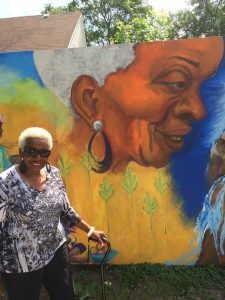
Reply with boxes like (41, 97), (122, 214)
(0, 0), (70, 18)
(148, 0), (189, 13)
(0, 0), (189, 19)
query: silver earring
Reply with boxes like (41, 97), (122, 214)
(88, 120), (112, 173)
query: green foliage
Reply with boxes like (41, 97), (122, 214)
(169, 0), (225, 39)
(74, 264), (225, 299)
(42, 0), (165, 45)
(112, 10), (170, 43)
(154, 170), (169, 197)
(42, 0), (225, 44)
(99, 178), (114, 203)
(122, 167), (138, 195)
(42, 3), (69, 14)
(57, 152), (75, 178)
(71, 0), (151, 45)
(143, 191), (158, 217)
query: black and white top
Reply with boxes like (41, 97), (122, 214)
(0, 165), (81, 273)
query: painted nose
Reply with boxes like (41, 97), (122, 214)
(173, 90), (207, 121)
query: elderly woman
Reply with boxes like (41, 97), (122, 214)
(0, 127), (105, 300)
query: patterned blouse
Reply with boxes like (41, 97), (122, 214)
(0, 165), (81, 273)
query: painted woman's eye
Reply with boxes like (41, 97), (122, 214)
(165, 81), (189, 92)
(153, 69), (191, 94)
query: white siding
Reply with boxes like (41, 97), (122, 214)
(68, 14), (87, 48)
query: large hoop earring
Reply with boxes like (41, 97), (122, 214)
(88, 120), (112, 173)
(19, 159), (27, 174)
(46, 162), (51, 173)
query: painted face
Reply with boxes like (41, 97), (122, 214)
(98, 37), (223, 169)
(20, 138), (51, 171)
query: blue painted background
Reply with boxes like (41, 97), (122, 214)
(170, 37), (225, 218)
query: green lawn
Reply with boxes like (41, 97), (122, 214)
(73, 264), (225, 300)
(1, 264), (225, 299)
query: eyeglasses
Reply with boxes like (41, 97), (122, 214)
(23, 147), (51, 158)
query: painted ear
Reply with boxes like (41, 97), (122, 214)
(71, 75), (99, 126)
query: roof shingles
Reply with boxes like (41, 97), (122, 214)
(0, 13), (81, 52)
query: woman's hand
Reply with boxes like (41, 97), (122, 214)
(90, 230), (106, 245)
(76, 220), (107, 244)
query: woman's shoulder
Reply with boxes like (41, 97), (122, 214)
(48, 165), (63, 180)
(50, 165), (60, 174)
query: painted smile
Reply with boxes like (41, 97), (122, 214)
(169, 136), (183, 142)
(156, 126), (192, 150)
(137, 123), (193, 168)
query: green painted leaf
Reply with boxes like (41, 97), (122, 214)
(81, 154), (92, 172)
(122, 168), (138, 194)
(154, 171), (169, 197)
(99, 178), (114, 203)
(57, 151), (75, 178)
(143, 191), (158, 216)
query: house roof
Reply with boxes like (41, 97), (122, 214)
(0, 12), (82, 52)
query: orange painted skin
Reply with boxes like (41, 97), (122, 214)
(71, 37), (223, 172)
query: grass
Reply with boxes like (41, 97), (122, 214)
(73, 264), (225, 300)
(1, 264), (225, 299)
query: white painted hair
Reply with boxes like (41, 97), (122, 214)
(33, 43), (135, 109)
(18, 127), (53, 150)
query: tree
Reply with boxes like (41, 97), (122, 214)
(42, 0), (154, 45)
(169, 0), (225, 39)
(42, 3), (69, 14)
(73, 0), (153, 45)
(112, 10), (170, 44)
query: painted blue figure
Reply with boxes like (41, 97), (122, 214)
(172, 136), (225, 265)
(0, 114), (10, 173)
(196, 135), (225, 264)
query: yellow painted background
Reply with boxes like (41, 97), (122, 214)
(0, 77), (198, 264)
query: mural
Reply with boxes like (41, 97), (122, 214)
(0, 114), (11, 172)
(1, 36), (225, 265)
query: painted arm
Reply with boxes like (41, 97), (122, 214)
(197, 181), (225, 265)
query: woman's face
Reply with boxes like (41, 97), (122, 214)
(97, 37), (223, 169)
(20, 138), (51, 172)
